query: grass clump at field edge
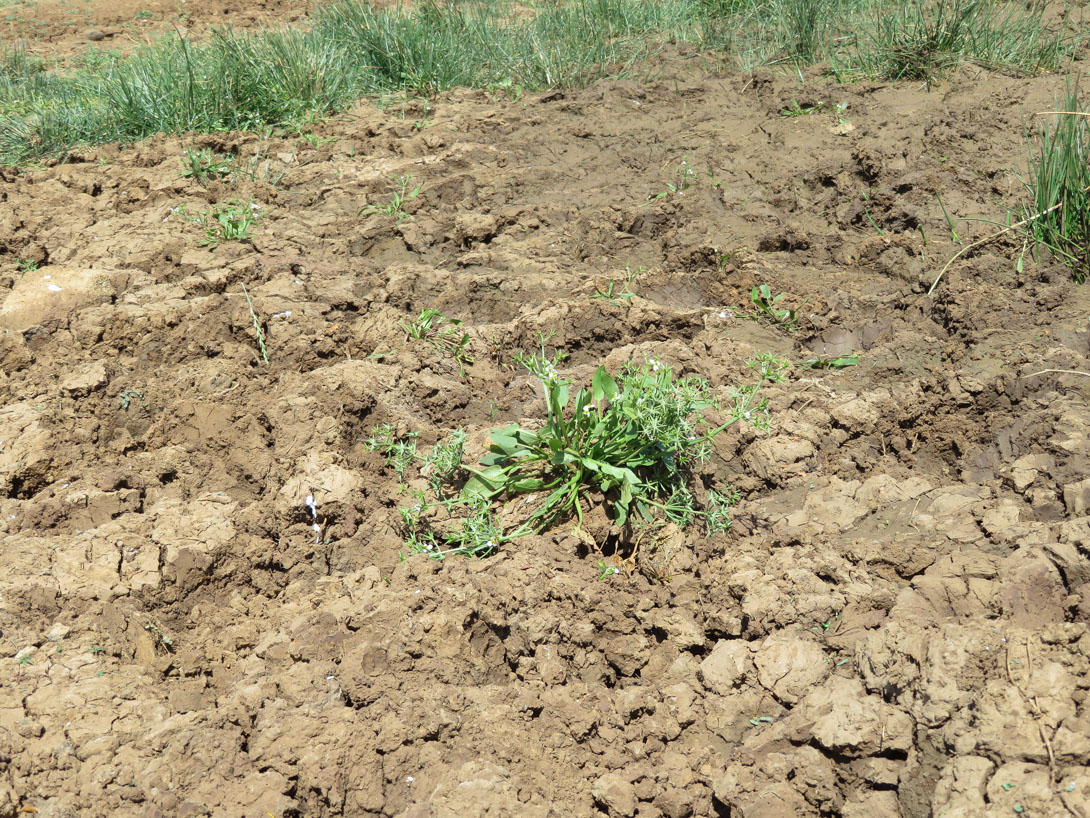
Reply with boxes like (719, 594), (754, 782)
(0, 0), (1077, 165)
(1023, 83), (1090, 283)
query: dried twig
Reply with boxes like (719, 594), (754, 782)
(1026, 369), (1090, 379)
(928, 181), (1090, 295)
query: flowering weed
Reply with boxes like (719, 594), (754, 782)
(394, 337), (787, 561)
(464, 338), (787, 534)
(365, 424), (419, 488)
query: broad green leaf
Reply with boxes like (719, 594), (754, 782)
(574, 388), (589, 420)
(550, 450), (577, 466)
(489, 430), (521, 455)
(553, 381), (570, 412)
(592, 366), (618, 403)
(599, 462), (638, 486)
(615, 496), (630, 527)
(511, 477), (549, 492)
(462, 465), (506, 498)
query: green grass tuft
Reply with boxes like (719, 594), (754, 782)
(1023, 84), (1090, 284)
(0, 0), (1078, 165)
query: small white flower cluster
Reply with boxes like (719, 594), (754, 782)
(582, 404), (594, 416)
(648, 357), (663, 373)
(483, 538), (497, 552)
(305, 494), (321, 544)
(537, 359), (559, 383)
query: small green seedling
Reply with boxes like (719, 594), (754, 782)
(298, 132), (338, 149)
(646, 157), (699, 203)
(799, 354), (859, 370)
(705, 488), (740, 536)
(144, 622), (174, 649)
(592, 265), (642, 307)
(750, 284), (805, 329)
(118, 387), (147, 411)
(487, 78), (524, 102)
(240, 283), (269, 363)
(184, 199), (262, 249)
(180, 148), (234, 185)
(16, 258), (38, 273)
(366, 424), (420, 488)
(596, 561), (619, 580)
(863, 206), (886, 236)
(421, 429), (467, 496)
(812, 612), (840, 634)
(16, 654), (32, 666)
(835, 100), (850, 124)
(936, 193), (963, 244)
(359, 175), (422, 224)
(401, 308), (474, 377)
(781, 99), (825, 117)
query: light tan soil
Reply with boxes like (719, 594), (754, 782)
(2, 9), (1090, 817)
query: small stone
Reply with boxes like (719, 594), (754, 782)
(61, 362), (108, 397)
(1063, 478), (1090, 516)
(754, 632), (828, 704)
(84, 28), (106, 41)
(699, 641), (750, 695)
(45, 623), (71, 642)
(592, 771), (636, 817)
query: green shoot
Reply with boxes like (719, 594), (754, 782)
(180, 148), (234, 185)
(241, 282), (269, 363)
(592, 265), (642, 307)
(936, 192), (962, 244)
(359, 175), (422, 224)
(421, 429), (467, 496)
(780, 99), (824, 118)
(365, 424), (419, 488)
(401, 308), (474, 377)
(750, 284), (805, 329)
(1022, 86), (1090, 284)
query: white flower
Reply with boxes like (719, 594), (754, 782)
(582, 404), (593, 415)
(648, 357), (662, 373)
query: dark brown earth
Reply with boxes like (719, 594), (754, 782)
(2, 5), (1090, 816)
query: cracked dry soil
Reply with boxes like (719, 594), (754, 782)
(2, 6), (1090, 817)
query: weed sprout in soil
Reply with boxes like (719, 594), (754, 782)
(386, 335), (788, 561)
